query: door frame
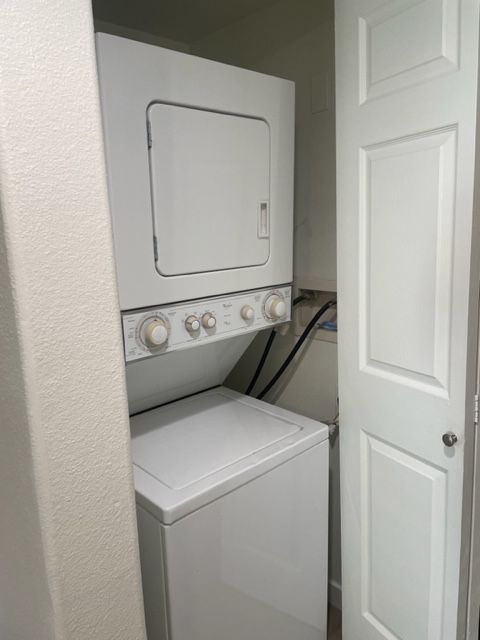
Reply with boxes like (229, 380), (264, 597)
(464, 83), (480, 636)
(465, 285), (480, 639)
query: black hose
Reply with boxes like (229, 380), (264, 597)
(245, 330), (276, 395)
(256, 299), (337, 400)
(245, 294), (307, 396)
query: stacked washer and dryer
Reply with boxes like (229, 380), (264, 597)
(96, 34), (329, 640)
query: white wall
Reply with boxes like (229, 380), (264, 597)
(0, 2), (146, 639)
(193, 0), (341, 605)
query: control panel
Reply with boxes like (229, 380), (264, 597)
(122, 285), (292, 362)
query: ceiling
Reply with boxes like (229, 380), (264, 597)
(92, 0), (282, 43)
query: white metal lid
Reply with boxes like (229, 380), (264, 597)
(130, 387), (329, 524)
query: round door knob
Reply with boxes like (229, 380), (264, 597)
(202, 312), (216, 329)
(241, 305), (254, 321)
(185, 315), (200, 333)
(265, 294), (287, 319)
(442, 432), (458, 447)
(144, 319), (168, 347)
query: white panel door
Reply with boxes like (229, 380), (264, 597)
(335, 0), (480, 637)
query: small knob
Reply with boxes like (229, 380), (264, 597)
(265, 294), (287, 319)
(241, 305), (254, 321)
(185, 315), (200, 333)
(144, 319), (168, 347)
(442, 432), (458, 447)
(202, 312), (216, 329)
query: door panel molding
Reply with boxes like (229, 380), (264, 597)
(359, 0), (460, 103)
(359, 126), (457, 397)
(360, 431), (447, 639)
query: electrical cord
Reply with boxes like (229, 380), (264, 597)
(256, 298), (337, 400)
(245, 294), (307, 396)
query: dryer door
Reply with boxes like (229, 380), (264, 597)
(148, 104), (270, 277)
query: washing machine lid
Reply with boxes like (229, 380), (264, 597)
(130, 387), (328, 524)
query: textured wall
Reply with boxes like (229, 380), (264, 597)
(0, 2), (146, 639)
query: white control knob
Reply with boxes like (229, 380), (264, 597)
(144, 319), (169, 347)
(185, 315), (200, 333)
(241, 305), (254, 321)
(202, 312), (216, 329)
(265, 294), (287, 319)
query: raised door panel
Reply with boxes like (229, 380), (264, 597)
(359, 127), (457, 396)
(359, 0), (459, 102)
(361, 433), (447, 640)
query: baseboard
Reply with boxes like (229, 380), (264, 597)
(328, 579), (342, 610)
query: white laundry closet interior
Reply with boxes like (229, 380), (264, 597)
(93, 0), (341, 610)
(92, 0), (480, 638)
(93, 0), (341, 637)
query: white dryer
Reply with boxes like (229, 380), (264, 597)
(132, 387), (329, 640)
(96, 34), (296, 408)
(96, 34), (294, 311)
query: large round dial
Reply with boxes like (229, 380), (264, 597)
(143, 319), (169, 347)
(264, 293), (287, 320)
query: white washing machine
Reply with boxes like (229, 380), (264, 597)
(132, 387), (329, 640)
